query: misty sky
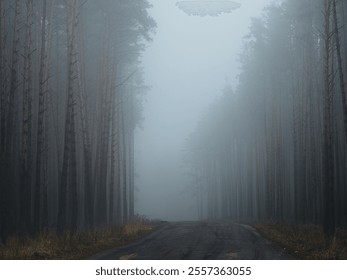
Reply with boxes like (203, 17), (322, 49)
(135, 0), (274, 221)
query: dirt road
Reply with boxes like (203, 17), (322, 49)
(88, 221), (293, 260)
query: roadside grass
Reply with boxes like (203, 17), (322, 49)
(0, 222), (153, 260)
(255, 221), (347, 259)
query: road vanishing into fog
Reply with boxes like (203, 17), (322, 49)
(88, 221), (293, 260)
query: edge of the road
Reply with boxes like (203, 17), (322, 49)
(86, 221), (171, 260)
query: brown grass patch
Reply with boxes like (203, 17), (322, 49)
(255, 221), (347, 259)
(0, 222), (153, 260)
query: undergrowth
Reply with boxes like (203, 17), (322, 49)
(0, 222), (153, 260)
(255, 221), (347, 259)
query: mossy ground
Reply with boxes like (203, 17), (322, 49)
(0, 222), (153, 260)
(255, 221), (347, 259)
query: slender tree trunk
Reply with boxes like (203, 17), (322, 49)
(41, 0), (55, 230)
(0, 0), (6, 241)
(323, 0), (335, 237)
(69, 102), (78, 231)
(0, 0), (7, 152)
(129, 132), (135, 219)
(6, 0), (21, 156)
(95, 51), (111, 226)
(121, 104), (128, 223)
(109, 112), (116, 224)
(332, 0), (347, 144)
(20, 0), (34, 233)
(128, 90), (135, 220)
(76, 31), (93, 229)
(108, 60), (121, 224)
(34, 0), (48, 232)
(1, 0), (22, 238)
(57, 104), (71, 233)
(57, 0), (79, 233)
(115, 98), (122, 224)
(69, 0), (79, 232)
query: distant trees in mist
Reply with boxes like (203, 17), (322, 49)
(186, 0), (347, 236)
(0, 0), (155, 240)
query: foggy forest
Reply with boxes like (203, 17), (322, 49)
(1, 0), (347, 260)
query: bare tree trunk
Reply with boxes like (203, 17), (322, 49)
(115, 95), (122, 224)
(323, 0), (335, 237)
(6, 0), (21, 156)
(128, 90), (135, 220)
(0, 0), (7, 152)
(95, 53), (111, 227)
(57, 0), (79, 233)
(121, 103), (128, 223)
(0, 0), (7, 241)
(20, 0), (34, 233)
(332, 0), (347, 144)
(57, 102), (71, 233)
(76, 30), (93, 229)
(42, 0), (55, 230)
(129, 133), (135, 219)
(34, 0), (48, 232)
(69, 0), (79, 232)
(69, 101), (78, 231)
(109, 109), (116, 224)
(1, 0), (22, 238)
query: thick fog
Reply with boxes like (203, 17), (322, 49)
(1, 0), (346, 244)
(136, 0), (273, 221)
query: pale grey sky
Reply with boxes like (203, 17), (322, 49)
(135, 0), (274, 221)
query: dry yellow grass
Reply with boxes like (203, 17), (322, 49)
(255, 221), (347, 259)
(122, 223), (153, 237)
(0, 223), (153, 260)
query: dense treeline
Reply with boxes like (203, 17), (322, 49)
(187, 0), (347, 236)
(0, 0), (155, 240)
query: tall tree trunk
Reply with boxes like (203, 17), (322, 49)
(114, 97), (122, 224)
(6, 0), (21, 156)
(95, 57), (111, 227)
(129, 133), (135, 219)
(20, 0), (34, 233)
(57, 0), (79, 233)
(323, 0), (335, 237)
(128, 89), (135, 220)
(69, 0), (79, 232)
(42, 0), (55, 230)
(0, 0), (7, 152)
(1, 0), (22, 238)
(34, 0), (48, 232)
(108, 63), (119, 224)
(121, 102), (128, 224)
(0, 0), (7, 241)
(76, 31), (93, 229)
(332, 0), (347, 144)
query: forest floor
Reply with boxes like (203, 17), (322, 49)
(255, 222), (347, 259)
(3, 220), (344, 260)
(0, 222), (154, 260)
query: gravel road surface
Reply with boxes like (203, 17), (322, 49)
(88, 221), (293, 260)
